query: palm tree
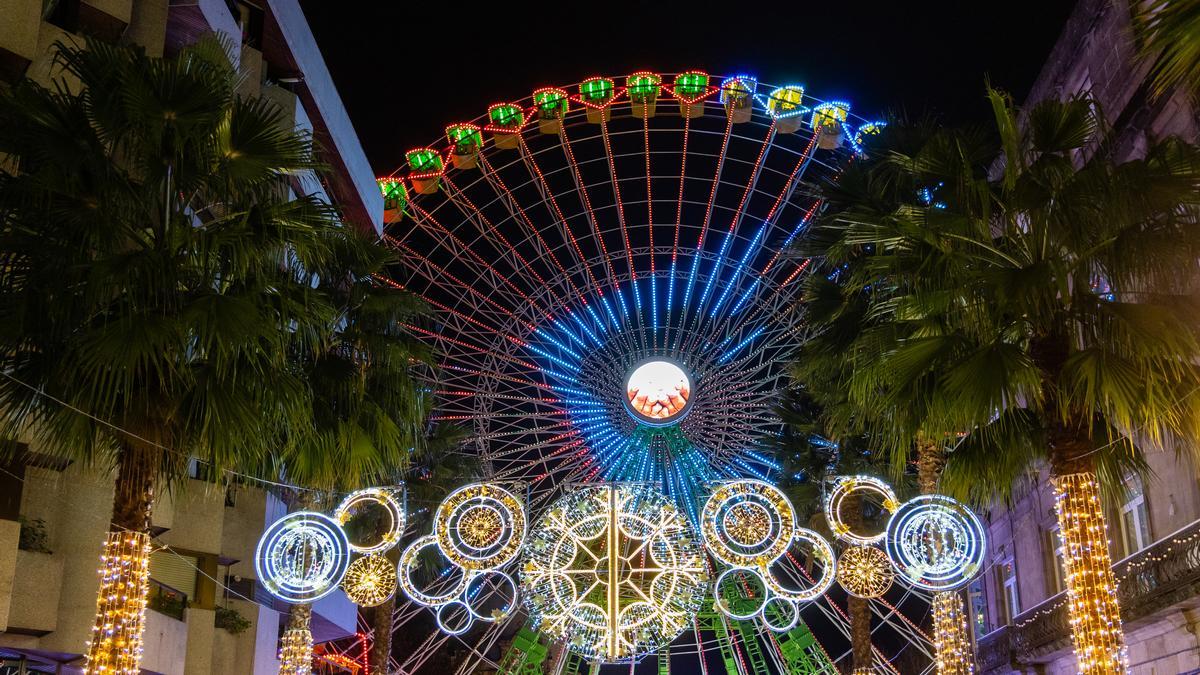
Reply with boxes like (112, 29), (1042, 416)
(0, 38), (352, 672)
(773, 387), (885, 674)
(1131, 0), (1200, 97)
(800, 92), (1200, 674)
(267, 239), (433, 675)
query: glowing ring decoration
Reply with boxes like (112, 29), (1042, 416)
(713, 568), (770, 620)
(464, 571), (518, 622)
(824, 475), (900, 546)
(398, 535), (472, 607)
(255, 511), (350, 604)
(341, 554), (398, 607)
(435, 483), (526, 571)
(436, 600), (474, 635)
(334, 487), (406, 555)
(885, 494), (986, 591)
(701, 480), (797, 567)
(623, 357), (694, 426)
(762, 527), (837, 602)
(836, 546), (894, 599)
(761, 597), (799, 633)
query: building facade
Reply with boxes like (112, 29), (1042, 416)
(0, 1), (381, 672)
(974, 1), (1200, 673)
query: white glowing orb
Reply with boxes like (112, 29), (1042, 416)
(624, 359), (693, 425)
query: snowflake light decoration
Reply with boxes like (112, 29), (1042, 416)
(342, 554), (398, 607)
(837, 545), (894, 599)
(521, 484), (707, 662)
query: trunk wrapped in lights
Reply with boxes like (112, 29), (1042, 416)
(85, 531), (153, 674)
(279, 604), (315, 675)
(1053, 473), (1128, 674)
(932, 592), (973, 675)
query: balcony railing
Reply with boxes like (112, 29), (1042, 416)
(979, 517), (1200, 669)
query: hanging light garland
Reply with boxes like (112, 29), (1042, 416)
(278, 626), (314, 675)
(1053, 473), (1129, 674)
(84, 531), (153, 674)
(932, 592), (974, 674)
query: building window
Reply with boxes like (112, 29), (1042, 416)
(999, 558), (1019, 623)
(1119, 474), (1151, 556)
(967, 578), (989, 638)
(1044, 527), (1065, 594)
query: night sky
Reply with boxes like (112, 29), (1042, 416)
(298, 0), (1076, 175)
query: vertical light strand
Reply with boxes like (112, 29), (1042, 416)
(932, 591), (974, 675)
(278, 626), (314, 675)
(1053, 473), (1129, 674)
(85, 531), (152, 674)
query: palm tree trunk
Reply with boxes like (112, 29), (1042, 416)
(84, 435), (161, 674)
(1031, 333), (1128, 674)
(844, 493), (872, 672)
(369, 594), (395, 674)
(279, 603), (314, 675)
(1047, 424), (1128, 674)
(915, 434), (974, 675)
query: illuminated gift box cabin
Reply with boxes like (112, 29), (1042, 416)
(811, 101), (850, 150)
(767, 85), (807, 134)
(486, 103), (525, 150)
(579, 76), (616, 124)
(627, 72), (661, 119)
(446, 123), (483, 170)
(406, 147), (444, 195)
(672, 71), (710, 119)
(533, 87), (569, 135)
(720, 75), (757, 123)
(853, 120), (886, 148)
(378, 177), (407, 224)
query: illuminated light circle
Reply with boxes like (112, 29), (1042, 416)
(885, 494), (986, 591)
(255, 511), (350, 604)
(437, 600), (474, 635)
(398, 535), (471, 607)
(761, 528), (837, 602)
(761, 597), (799, 633)
(836, 546), (894, 599)
(713, 568), (769, 620)
(341, 554), (398, 607)
(702, 480), (797, 567)
(521, 484), (708, 662)
(435, 483), (526, 571)
(464, 571), (518, 622)
(824, 475), (900, 546)
(623, 358), (693, 426)
(333, 487), (406, 555)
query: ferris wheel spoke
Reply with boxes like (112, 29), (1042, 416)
(598, 118), (650, 355)
(437, 175), (562, 309)
(682, 121), (777, 354)
(675, 110), (735, 351)
(478, 153), (588, 305)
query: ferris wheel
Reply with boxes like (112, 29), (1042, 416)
(374, 72), (936, 674)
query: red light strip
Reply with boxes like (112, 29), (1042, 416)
(477, 153), (589, 305)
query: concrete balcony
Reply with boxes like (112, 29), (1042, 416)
(979, 517), (1200, 672)
(0, 0), (42, 81)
